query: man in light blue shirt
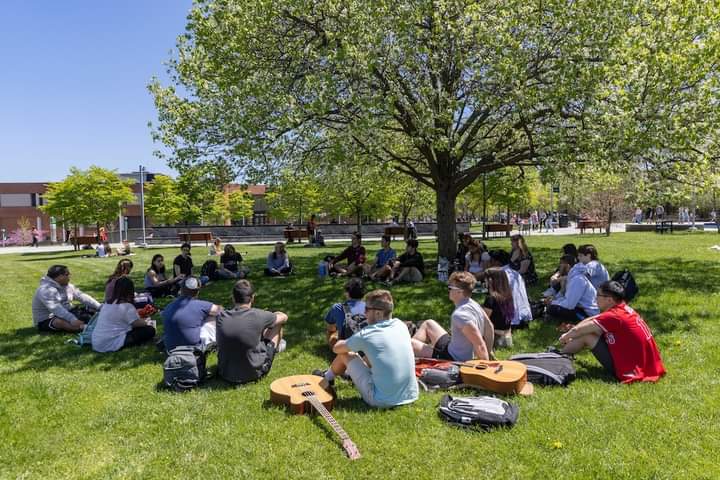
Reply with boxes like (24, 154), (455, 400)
(362, 235), (396, 281)
(314, 289), (418, 408)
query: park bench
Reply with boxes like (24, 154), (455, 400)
(71, 235), (98, 247)
(655, 220), (674, 234)
(178, 232), (213, 246)
(578, 220), (605, 234)
(483, 223), (513, 238)
(384, 225), (406, 240)
(283, 228), (309, 243)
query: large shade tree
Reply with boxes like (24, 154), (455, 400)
(151, 0), (719, 258)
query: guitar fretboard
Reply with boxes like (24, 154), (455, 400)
(302, 391), (350, 441)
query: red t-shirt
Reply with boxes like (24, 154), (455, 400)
(593, 303), (666, 383)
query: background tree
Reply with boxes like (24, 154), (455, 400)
(41, 167), (135, 244)
(266, 170), (322, 224)
(144, 174), (185, 226)
(388, 177), (435, 226)
(151, 0), (720, 258)
(227, 189), (255, 224)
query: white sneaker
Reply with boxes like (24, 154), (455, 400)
(277, 339), (287, 353)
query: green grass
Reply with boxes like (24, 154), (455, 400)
(1, 233), (719, 479)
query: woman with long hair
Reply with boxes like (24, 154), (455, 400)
(91, 277), (156, 352)
(483, 267), (515, 348)
(144, 254), (179, 297)
(209, 238), (222, 256)
(218, 244), (249, 279)
(104, 258), (134, 303)
(265, 242), (292, 276)
(509, 234), (538, 285)
(577, 244), (610, 290)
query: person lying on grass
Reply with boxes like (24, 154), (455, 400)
(32, 264), (101, 333)
(411, 271), (494, 361)
(557, 280), (666, 384)
(325, 278), (366, 349)
(92, 277), (156, 353)
(217, 279), (288, 384)
(313, 289), (418, 408)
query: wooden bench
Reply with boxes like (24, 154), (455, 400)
(72, 235), (98, 247)
(384, 226), (406, 240)
(483, 223), (513, 238)
(578, 220), (605, 234)
(178, 232), (213, 246)
(655, 220), (674, 234)
(283, 229), (309, 243)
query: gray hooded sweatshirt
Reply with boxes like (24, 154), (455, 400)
(31, 276), (101, 326)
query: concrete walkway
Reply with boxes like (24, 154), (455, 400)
(0, 222), (669, 255)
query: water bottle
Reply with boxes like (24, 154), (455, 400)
(318, 260), (328, 279)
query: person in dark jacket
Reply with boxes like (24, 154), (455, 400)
(387, 239), (424, 285)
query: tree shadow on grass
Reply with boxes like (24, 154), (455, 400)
(0, 327), (162, 375)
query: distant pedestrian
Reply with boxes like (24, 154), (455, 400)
(31, 227), (39, 247)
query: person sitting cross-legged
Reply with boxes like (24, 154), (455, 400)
(218, 244), (249, 279)
(91, 277), (156, 352)
(557, 281), (666, 383)
(362, 235), (396, 281)
(544, 254), (599, 324)
(32, 264), (101, 333)
(313, 289), (419, 408)
(329, 232), (366, 277)
(264, 242), (293, 277)
(387, 239), (424, 285)
(162, 277), (223, 352)
(217, 280), (288, 384)
(485, 250), (532, 327)
(325, 278), (366, 349)
(411, 271), (494, 361)
(144, 254), (181, 298)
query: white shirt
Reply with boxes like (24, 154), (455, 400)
(91, 303), (139, 352)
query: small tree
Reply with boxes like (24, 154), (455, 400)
(266, 170), (322, 224)
(144, 175), (185, 226)
(227, 189), (255, 224)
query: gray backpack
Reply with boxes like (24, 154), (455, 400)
(163, 346), (209, 392)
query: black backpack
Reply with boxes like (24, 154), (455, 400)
(611, 268), (639, 302)
(509, 352), (576, 386)
(340, 302), (368, 340)
(201, 260), (219, 281)
(163, 345), (210, 392)
(438, 394), (519, 430)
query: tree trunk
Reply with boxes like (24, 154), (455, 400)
(436, 188), (458, 260)
(606, 205), (613, 236)
(356, 208), (362, 235)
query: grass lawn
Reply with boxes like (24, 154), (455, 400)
(1, 232), (719, 479)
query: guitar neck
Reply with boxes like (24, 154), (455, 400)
(305, 395), (350, 441)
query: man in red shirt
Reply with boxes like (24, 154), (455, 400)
(329, 232), (366, 277)
(558, 281), (666, 383)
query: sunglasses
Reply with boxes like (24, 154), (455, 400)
(447, 285), (463, 291)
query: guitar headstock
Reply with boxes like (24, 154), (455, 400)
(342, 439), (361, 460)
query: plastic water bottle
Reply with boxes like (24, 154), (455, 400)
(318, 260), (328, 279)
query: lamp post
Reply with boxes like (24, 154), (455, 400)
(138, 165), (147, 247)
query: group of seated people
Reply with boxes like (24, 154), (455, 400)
(96, 240), (132, 257)
(30, 233), (665, 411)
(327, 233), (425, 286)
(454, 232), (538, 286)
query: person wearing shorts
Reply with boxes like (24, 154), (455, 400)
(558, 281), (666, 383)
(313, 290), (418, 408)
(411, 271), (494, 361)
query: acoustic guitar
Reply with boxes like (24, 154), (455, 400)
(457, 359), (528, 395)
(270, 375), (361, 460)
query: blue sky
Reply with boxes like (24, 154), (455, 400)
(0, 0), (193, 182)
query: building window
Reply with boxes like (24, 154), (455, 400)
(0, 194), (32, 207)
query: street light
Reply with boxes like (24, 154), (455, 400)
(138, 165), (147, 248)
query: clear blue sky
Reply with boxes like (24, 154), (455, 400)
(0, 0), (193, 182)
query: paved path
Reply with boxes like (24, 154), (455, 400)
(0, 223), (665, 255)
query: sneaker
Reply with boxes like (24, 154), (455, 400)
(311, 369), (334, 387)
(276, 339), (287, 353)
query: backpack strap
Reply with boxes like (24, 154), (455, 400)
(525, 365), (565, 385)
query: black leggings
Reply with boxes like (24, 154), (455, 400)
(264, 266), (292, 276)
(122, 326), (156, 349)
(145, 284), (177, 298)
(546, 304), (587, 323)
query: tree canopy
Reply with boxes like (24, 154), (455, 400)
(151, 0), (720, 257)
